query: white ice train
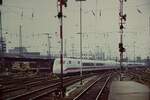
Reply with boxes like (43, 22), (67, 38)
(53, 58), (146, 74)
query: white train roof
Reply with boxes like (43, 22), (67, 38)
(55, 58), (117, 64)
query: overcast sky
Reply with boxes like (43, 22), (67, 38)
(0, 0), (150, 59)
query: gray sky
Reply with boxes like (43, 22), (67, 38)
(0, 0), (150, 59)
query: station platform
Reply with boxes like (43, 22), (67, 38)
(108, 81), (150, 100)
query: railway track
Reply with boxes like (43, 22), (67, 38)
(29, 76), (86, 100)
(0, 74), (44, 85)
(0, 75), (51, 92)
(1, 76), (59, 92)
(128, 70), (150, 86)
(73, 73), (112, 100)
(0, 75), (56, 95)
(1, 76), (72, 99)
(2, 75), (51, 84)
(2, 73), (97, 100)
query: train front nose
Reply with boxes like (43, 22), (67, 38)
(53, 66), (67, 74)
(53, 66), (61, 74)
(53, 59), (67, 74)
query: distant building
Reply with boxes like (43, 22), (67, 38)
(8, 47), (40, 57)
(9, 47), (27, 54)
(23, 52), (40, 57)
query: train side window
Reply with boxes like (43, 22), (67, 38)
(69, 61), (71, 64)
(96, 63), (104, 66)
(83, 63), (94, 66)
(91, 63), (94, 66)
(78, 61), (80, 64)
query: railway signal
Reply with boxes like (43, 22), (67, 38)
(118, 0), (127, 76)
(119, 43), (125, 53)
(56, 0), (68, 97)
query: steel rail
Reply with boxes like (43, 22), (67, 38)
(30, 74), (97, 100)
(73, 73), (109, 100)
(95, 74), (111, 100)
(7, 74), (96, 100)
(8, 82), (60, 100)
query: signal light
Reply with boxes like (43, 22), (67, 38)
(119, 47), (125, 52)
(119, 43), (125, 52)
(122, 14), (127, 21)
(119, 43), (123, 48)
(120, 24), (124, 29)
(57, 12), (63, 19)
